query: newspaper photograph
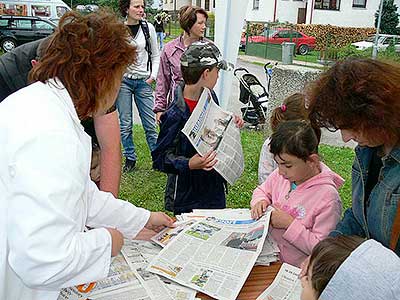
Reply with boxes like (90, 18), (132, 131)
(151, 220), (197, 248)
(57, 254), (151, 300)
(147, 213), (271, 300)
(256, 263), (302, 300)
(181, 88), (244, 185)
(122, 240), (196, 300)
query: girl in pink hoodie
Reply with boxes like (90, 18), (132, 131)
(251, 120), (343, 267)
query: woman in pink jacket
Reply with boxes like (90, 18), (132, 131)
(251, 120), (343, 267)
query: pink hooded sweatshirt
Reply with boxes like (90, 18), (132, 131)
(251, 162), (343, 267)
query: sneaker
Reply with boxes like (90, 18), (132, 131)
(123, 159), (136, 172)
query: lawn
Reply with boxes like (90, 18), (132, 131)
(120, 125), (354, 214)
(293, 50), (320, 64)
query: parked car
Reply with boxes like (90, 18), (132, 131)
(240, 28), (316, 55)
(351, 34), (400, 52)
(0, 15), (55, 52)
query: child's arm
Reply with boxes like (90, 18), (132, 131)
(152, 112), (190, 174)
(250, 175), (274, 219)
(282, 191), (342, 255)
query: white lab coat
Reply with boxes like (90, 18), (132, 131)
(0, 79), (150, 300)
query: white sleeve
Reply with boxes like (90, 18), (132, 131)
(148, 23), (160, 80)
(7, 131), (148, 290)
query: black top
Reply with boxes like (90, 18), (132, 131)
(154, 20), (164, 33)
(365, 147), (383, 208)
(0, 38), (116, 146)
(128, 24), (140, 38)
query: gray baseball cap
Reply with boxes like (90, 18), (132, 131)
(180, 41), (234, 71)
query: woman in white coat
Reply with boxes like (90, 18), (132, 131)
(0, 10), (173, 300)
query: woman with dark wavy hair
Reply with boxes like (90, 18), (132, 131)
(306, 58), (400, 255)
(0, 11), (172, 300)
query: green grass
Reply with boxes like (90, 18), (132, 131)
(121, 125), (354, 213)
(293, 50), (320, 63)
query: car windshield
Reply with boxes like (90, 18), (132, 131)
(263, 29), (278, 38)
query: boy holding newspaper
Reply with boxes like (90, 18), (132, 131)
(152, 41), (243, 215)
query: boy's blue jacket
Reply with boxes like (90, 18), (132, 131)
(331, 146), (400, 255)
(151, 82), (226, 214)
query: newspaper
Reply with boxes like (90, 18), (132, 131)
(147, 212), (271, 300)
(181, 88), (244, 185)
(256, 263), (302, 300)
(151, 220), (197, 247)
(57, 254), (151, 300)
(122, 240), (196, 300)
(176, 208), (280, 266)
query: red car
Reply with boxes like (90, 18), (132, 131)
(240, 28), (316, 55)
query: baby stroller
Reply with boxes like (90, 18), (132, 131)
(234, 62), (277, 127)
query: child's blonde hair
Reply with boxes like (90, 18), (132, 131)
(270, 93), (321, 142)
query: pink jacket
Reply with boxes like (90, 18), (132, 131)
(251, 162), (343, 267)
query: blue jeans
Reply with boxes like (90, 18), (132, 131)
(156, 31), (164, 50)
(116, 77), (158, 162)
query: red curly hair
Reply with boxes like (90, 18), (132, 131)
(29, 10), (136, 120)
(306, 58), (400, 145)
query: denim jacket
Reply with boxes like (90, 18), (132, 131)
(331, 146), (400, 255)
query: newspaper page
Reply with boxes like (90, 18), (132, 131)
(151, 220), (197, 247)
(147, 212), (271, 300)
(181, 88), (244, 185)
(57, 254), (151, 300)
(122, 240), (196, 300)
(256, 263), (302, 300)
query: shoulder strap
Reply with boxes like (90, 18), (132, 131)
(390, 202), (400, 251)
(139, 20), (152, 73)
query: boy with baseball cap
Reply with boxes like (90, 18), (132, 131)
(152, 41), (243, 214)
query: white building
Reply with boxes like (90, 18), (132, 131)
(246, 0), (400, 27)
(162, 0), (215, 12)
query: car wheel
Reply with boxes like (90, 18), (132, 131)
(1, 38), (17, 52)
(298, 44), (309, 55)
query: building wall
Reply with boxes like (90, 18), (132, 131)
(245, 0), (400, 28)
(190, 0), (215, 12)
(162, 0), (190, 12)
(310, 0), (380, 27)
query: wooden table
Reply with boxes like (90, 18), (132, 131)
(197, 263), (281, 300)
(136, 228), (281, 300)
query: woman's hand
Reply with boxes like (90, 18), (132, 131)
(251, 200), (268, 219)
(145, 212), (174, 232)
(234, 115), (244, 128)
(156, 112), (163, 124)
(189, 149), (217, 171)
(106, 228), (124, 257)
(270, 207), (294, 229)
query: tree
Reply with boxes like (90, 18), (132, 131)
(375, 0), (399, 35)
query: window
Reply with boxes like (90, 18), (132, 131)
(34, 20), (54, 30)
(314, 0), (340, 10)
(205, 0), (210, 11)
(15, 19), (32, 29)
(56, 6), (68, 17)
(196, 0), (201, 6)
(253, 0), (260, 10)
(352, 0), (366, 8)
(213, 0), (215, 8)
(31, 5), (51, 17)
(0, 19), (8, 27)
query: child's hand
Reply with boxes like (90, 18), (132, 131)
(270, 207), (294, 229)
(234, 115), (244, 128)
(251, 200), (268, 219)
(145, 212), (174, 232)
(106, 228), (124, 257)
(189, 149), (217, 171)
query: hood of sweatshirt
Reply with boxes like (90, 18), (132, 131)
(320, 239), (400, 300)
(296, 162), (344, 191)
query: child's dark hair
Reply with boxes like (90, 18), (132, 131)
(269, 120), (319, 162)
(270, 93), (321, 143)
(307, 236), (365, 297)
(181, 65), (216, 85)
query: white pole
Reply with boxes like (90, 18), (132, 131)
(214, 0), (250, 109)
(372, 0), (384, 59)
